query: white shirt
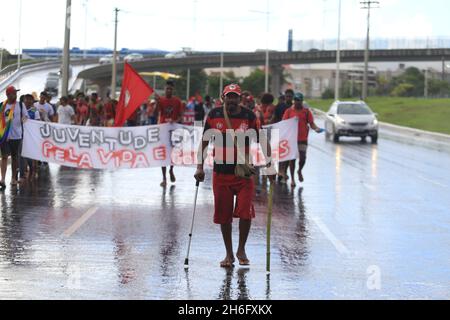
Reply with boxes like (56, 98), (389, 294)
(35, 102), (54, 122)
(3, 102), (29, 140)
(57, 105), (75, 125)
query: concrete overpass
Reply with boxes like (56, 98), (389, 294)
(78, 48), (450, 97)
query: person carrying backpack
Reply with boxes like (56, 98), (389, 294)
(0, 86), (29, 190)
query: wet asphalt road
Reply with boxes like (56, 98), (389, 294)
(0, 69), (449, 300)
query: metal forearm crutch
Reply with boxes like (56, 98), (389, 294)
(184, 180), (201, 269)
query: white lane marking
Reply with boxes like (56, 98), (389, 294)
(63, 207), (99, 238)
(308, 214), (351, 256)
(417, 175), (448, 189)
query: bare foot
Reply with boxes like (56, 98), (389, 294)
(160, 180), (167, 188)
(236, 251), (251, 266)
(298, 171), (304, 183)
(220, 256), (235, 269)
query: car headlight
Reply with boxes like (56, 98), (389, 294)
(337, 117), (346, 125)
(372, 119), (379, 126)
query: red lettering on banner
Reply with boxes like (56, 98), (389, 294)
(279, 140), (290, 160)
(97, 148), (150, 168)
(153, 146), (167, 161)
(42, 141), (93, 169)
(78, 153), (94, 169)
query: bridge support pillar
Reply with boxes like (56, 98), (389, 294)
(92, 79), (112, 99)
(270, 65), (284, 96)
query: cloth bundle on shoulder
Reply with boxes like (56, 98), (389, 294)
(223, 105), (257, 179)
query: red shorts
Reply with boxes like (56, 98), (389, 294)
(213, 173), (256, 225)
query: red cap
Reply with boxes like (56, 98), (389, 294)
(6, 86), (20, 95)
(223, 84), (242, 97)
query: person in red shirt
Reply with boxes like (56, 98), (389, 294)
(155, 81), (183, 187)
(76, 96), (89, 126)
(195, 84), (276, 268)
(103, 99), (117, 127)
(255, 93), (276, 128)
(87, 93), (103, 127)
(283, 93), (323, 187)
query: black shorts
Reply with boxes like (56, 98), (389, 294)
(0, 140), (22, 158)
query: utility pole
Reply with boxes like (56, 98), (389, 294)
(265, 0), (270, 93)
(360, 1), (379, 101)
(220, 52), (224, 96)
(186, 68), (191, 101)
(111, 8), (120, 100)
(18, 0), (23, 69)
(335, 0), (342, 101)
(0, 39), (4, 71)
(61, 0), (72, 96)
(250, 0), (271, 93)
(424, 68), (429, 98)
(83, 0), (89, 60)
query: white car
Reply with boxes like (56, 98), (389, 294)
(99, 54), (119, 65)
(325, 101), (379, 144)
(124, 53), (144, 62)
(165, 52), (187, 59)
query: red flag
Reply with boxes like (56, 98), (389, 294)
(115, 63), (154, 127)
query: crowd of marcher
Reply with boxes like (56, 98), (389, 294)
(0, 81), (322, 190)
(0, 79), (324, 270)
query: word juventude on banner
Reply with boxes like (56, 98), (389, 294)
(21, 118), (299, 170)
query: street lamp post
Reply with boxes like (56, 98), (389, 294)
(18, 0), (23, 69)
(61, 0), (72, 97)
(335, 0), (342, 101)
(250, 0), (271, 93)
(424, 68), (429, 98)
(360, 1), (379, 101)
(83, 0), (89, 60)
(111, 8), (120, 100)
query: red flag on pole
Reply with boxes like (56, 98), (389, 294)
(114, 63), (154, 127)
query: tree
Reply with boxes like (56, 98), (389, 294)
(174, 69), (208, 100)
(321, 88), (334, 99)
(241, 68), (270, 97)
(390, 67), (424, 97)
(429, 79), (450, 97)
(390, 83), (416, 97)
(206, 71), (241, 99)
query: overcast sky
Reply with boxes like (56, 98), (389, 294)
(1, 0), (449, 53)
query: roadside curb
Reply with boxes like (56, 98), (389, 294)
(312, 108), (450, 153)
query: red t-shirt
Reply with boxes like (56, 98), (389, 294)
(283, 107), (314, 142)
(104, 102), (115, 120)
(204, 107), (259, 175)
(77, 103), (89, 117)
(158, 96), (183, 124)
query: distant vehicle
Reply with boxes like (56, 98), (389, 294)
(57, 66), (73, 78)
(124, 53), (144, 62)
(45, 72), (60, 96)
(165, 52), (187, 59)
(47, 72), (59, 80)
(325, 101), (379, 144)
(99, 54), (120, 65)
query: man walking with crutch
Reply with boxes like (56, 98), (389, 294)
(194, 84), (275, 269)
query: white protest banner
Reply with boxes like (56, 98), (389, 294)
(22, 118), (299, 170)
(22, 120), (174, 170)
